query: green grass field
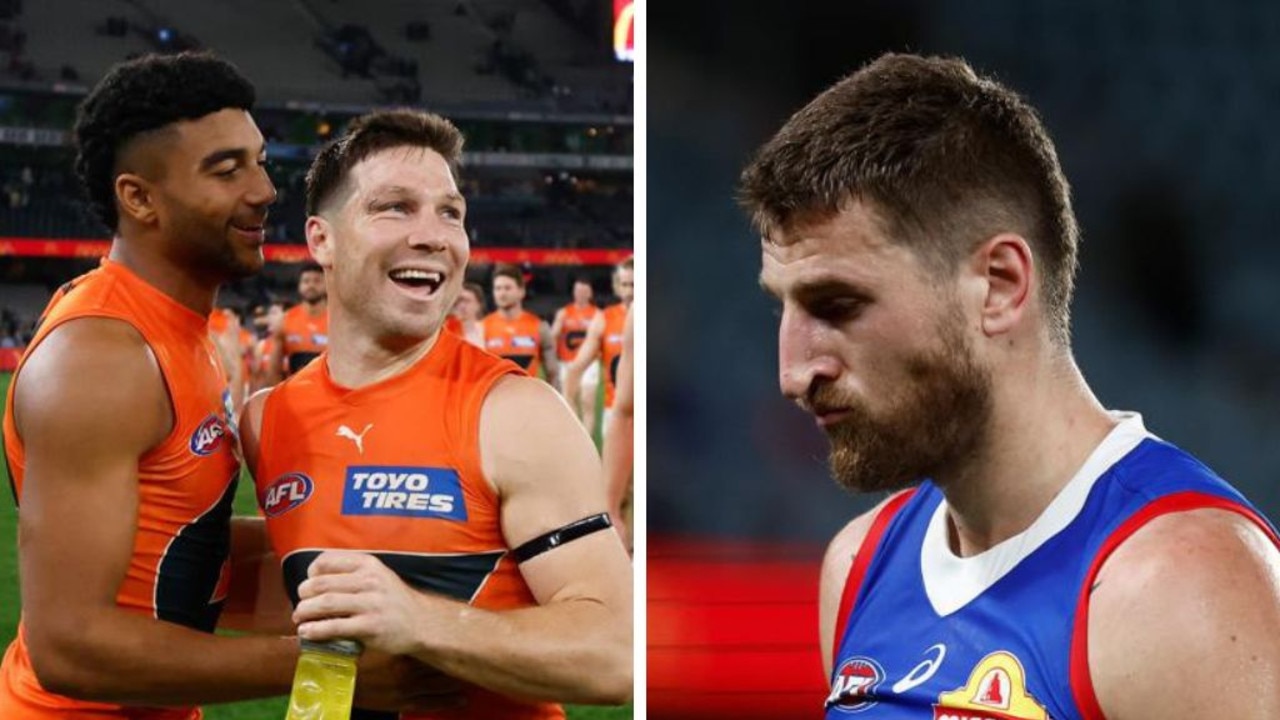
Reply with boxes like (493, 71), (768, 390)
(0, 371), (628, 718)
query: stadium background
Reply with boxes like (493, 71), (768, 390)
(648, 0), (1280, 717)
(0, 0), (633, 717)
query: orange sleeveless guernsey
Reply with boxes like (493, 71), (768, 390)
(280, 304), (328, 376)
(1, 258), (240, 719)
(481, 310), (544, 378)
(555, 302), (598, 362)
(254, 330), (563, 719)
(601, 304), (627, 408)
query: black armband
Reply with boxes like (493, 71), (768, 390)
(512, 513), (612, 563)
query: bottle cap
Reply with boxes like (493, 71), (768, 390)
(301, 639), (364, 656)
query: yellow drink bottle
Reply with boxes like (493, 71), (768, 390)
(285, 639), (362, 720)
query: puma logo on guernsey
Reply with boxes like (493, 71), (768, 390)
(336, 423), (374, 454)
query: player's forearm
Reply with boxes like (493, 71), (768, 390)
(563, 365), (584, 412)
(410, 595), (631, 705)
(29, 608), (297, 704)
(601, 411), (633, 515)
(221, 517), (294, 634)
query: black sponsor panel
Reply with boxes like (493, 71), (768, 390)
(4, 431), (16, 507)
(610, 353), (622, 387)
(503, 353), (535, 370)
(288, 351), (321, 375)
(565, 329), (588, 352)
(155, 475), (238, 632)
(282, 549), (505, 606)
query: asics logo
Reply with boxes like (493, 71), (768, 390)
(892, 643), (947, 694)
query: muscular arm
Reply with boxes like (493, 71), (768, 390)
(218, 516), (294, 635)
(600, 307), (634, 541)
(295, 376), (632, 704)
(1089, 508), (1280, 719)
(538, 320), (560, 388)
(818, 502), (888, 679)
(14, 318), (296, 705)
(563, 313), (604, 426)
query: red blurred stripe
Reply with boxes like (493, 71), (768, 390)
(648, 536), (829, 719)
(0, 239), (629, 266)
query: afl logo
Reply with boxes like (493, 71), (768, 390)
(261, 473), (314, 518)
(189, 414), (227, 456)
(826, 657), (885, 713)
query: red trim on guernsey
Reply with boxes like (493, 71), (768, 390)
(832, 489), (917, 670)
(1069, 491), (1280, 720)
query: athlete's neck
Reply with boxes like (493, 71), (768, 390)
(325, 326), (439, 389)
(499, 305), (523, 320)
(937, 351), (1116, 558)
(303, 300), (326, 316)
(108, 238), (218, 316)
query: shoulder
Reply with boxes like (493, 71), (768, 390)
(820, 490), (915, 599)
(20, 316), (155, 390)
(481, 372), (563, 418)
(1089, 506), (1280, 718)
(479, 374), (587, 482)
(14, 317), (169, 448)
(239, 386), (277, 463)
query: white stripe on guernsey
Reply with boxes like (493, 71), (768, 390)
(920, 411), (1155, 617)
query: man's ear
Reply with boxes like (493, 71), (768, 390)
(115, 173), (157, 226)
(305, 215), (334, 268)
(972, 233), (1033, 337)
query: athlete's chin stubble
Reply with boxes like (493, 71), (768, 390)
(823, 328), (992, 494)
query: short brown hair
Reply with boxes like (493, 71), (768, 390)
(493, 263), (524, 289)
(739, 53), (1079, 344)
(306, 108), (464, 215)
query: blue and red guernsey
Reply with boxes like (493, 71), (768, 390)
(826, 413), (1280, 720)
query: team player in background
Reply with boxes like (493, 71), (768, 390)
(265, 261), (328, 383)
(241, 108), (632, 718)
(551, 277), (600, 431)
(249, 300), (284, 392)
(741, 53), (1280, 718)
(447, 280), (487, 348)
(208, 305), (254, 410)
(482, 263), (559, 383)
(564, 256), (634, 434)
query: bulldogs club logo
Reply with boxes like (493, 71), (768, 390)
(826, 657), (885, 713)
(933, 651), (1049, 720)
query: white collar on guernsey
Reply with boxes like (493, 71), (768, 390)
(920, 411), (1155, 617)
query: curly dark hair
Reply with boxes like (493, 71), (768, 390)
(305, 108), (464, 216)
(73, 51), (256, 232)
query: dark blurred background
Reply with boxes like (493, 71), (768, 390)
(648, 0), (1280, 716)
